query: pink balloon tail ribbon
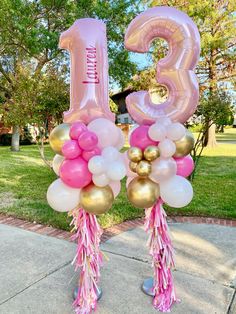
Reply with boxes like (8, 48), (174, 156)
(70, 208), (103, 314)
(145, 199), (180, 312)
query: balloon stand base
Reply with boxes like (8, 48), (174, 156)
(73, 286), (103, 302)
(141, 277), (155, 297)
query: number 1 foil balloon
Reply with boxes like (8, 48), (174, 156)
(59, 18), (115, 124)
(47, 18), (126, 314)
(125, 6), (200, 125)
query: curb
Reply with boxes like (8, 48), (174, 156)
(0, 214), (235, 243)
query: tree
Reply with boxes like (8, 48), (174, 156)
(0, 0), (141, 151)
(192, 89), (234, 174)
(139, 0), (236, 146)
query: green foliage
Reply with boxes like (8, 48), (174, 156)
(198, 89), (234, 127)
(137, 0), (236, 90)
(0, 133), (236, 230)
(0, 0), (141, 133)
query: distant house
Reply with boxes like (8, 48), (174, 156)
(110, 88), (135, 124)
(233, 114), (236, 128)
(111, 87), (168, 124)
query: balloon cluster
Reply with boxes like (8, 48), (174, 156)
(47, 118), (126, 215)
(126, 117), (195, 209)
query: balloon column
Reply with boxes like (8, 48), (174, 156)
(125, 7), (200, 312)
(47, 19), (126, 314)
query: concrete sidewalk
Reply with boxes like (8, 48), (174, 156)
(0, 222), (235, 314)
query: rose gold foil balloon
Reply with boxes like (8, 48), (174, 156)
(124, 7), (200, 125)
(59, 19), (115, 124)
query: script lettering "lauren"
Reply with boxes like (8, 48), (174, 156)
(82, 45), (99, 84)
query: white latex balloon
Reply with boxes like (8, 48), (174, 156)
(115, 127), (125, 150)
(102, 146), (120, 162)
(109, 181), (121, 197)
(88, 118), (119, 149)
(47, 179), (80, 212)
(107, 161), (127, 181)
(92, 173), (110, 187)
(88, 156), (106, 175)
(122, 151), (137, 178)
(148, 123), (167, 141)
(166, 123), (186, 141)
(150, 158), (177, 183)
(156, 117), (172, 127)
(160, 175), (193, 208)
(52, 154), (64, 176)
(158, 139), (176, 158)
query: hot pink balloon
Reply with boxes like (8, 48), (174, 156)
(175, 155), (194, 178)
(125, 6), (200, 124)
(109, 181), (121, 198)
(60, 157), (92, 188)
(130, 125), (157, 150)
(69, 122), (87, 140)
(82, 147), (101, 161)
(59, 19), (115, 124)
(62, 140), (82, 159)
(78, 131), (98, 151)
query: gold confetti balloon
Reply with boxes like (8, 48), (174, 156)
(174, 130), (195, 158)
(127, 147), (143, 162)
(80, 184), (114, 215)
(49, 123), (71, 155)
(127, 177), (160, 208)
(136, 160), (151, 177)
(129, 161), (138, 173)
(144, 145), (160, 161)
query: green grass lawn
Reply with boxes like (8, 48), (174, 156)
(0, 128), (236, 231)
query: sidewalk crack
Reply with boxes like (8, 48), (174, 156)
(0, 260), (72, 306)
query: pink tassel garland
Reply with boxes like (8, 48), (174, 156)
(145, 199), (179, 312)
(70, 208), (103, 314)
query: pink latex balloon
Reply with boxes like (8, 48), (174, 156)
(62, 140), (82, 159)
(130, 125), (157, 150)
(175, 155), (194, 178)
(78, 131), (98, 151)
(69, 122), (87, 140)
(60, 157), (92, 188)
(59, 19), (115, 124)
(109, 181), (121, 198)
(82, 147), (101, 161)
(125, 7), (200, 124)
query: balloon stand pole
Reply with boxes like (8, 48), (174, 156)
(144, 199), (179, 312)
(70, 208), (103, 314)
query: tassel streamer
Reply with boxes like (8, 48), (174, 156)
(145, 199), (179, 312)
(70, 208), (103, 314)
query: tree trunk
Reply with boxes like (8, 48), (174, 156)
(11, 125), (20, 151)
(207, 123), (217, 148)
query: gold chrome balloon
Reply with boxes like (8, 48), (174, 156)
(136, 160), (151, 177)
(144, 145), (160, 161)
(127, 177), (159, 208)
(127, 147), (143, 162)
(80, 184), (114, 215)
(174, 130), (195, 158)
(129, 161), (138, 173)
(49, 123), (70, 155)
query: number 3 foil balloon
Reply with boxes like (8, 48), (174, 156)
(125, 6), (200, 313)
(125, 6), (200, 125)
